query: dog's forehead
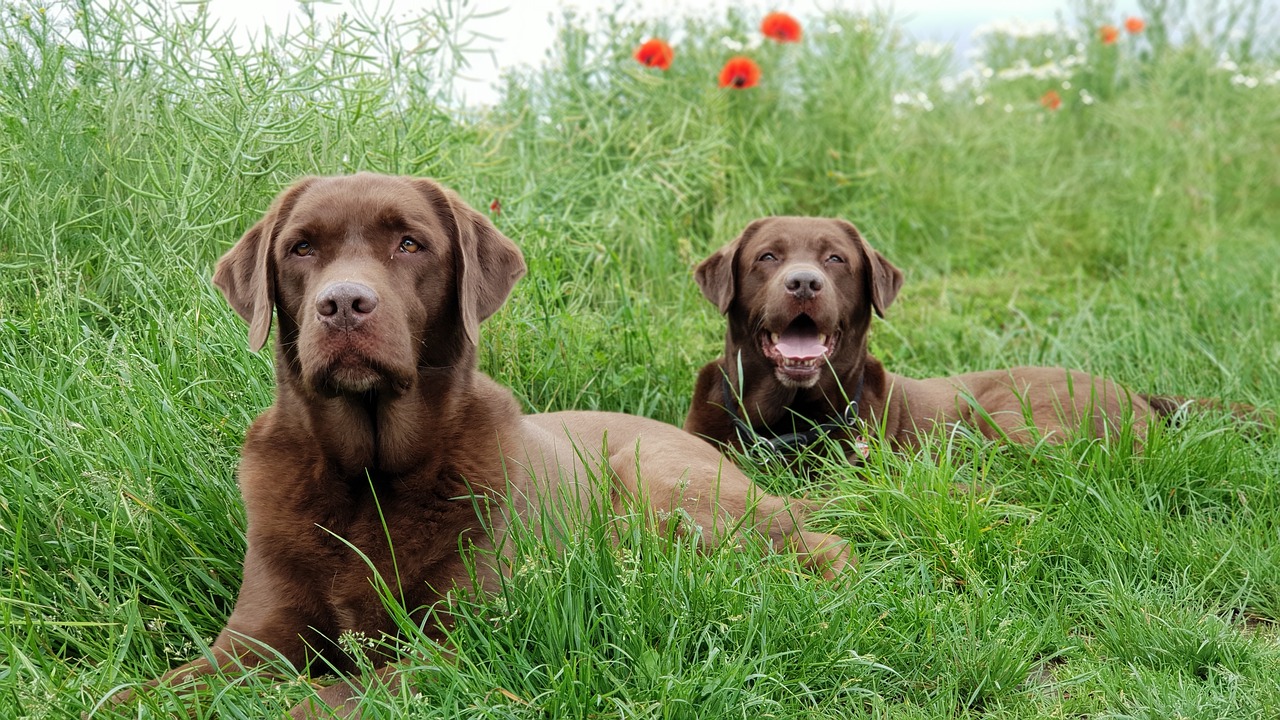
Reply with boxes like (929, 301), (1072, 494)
(747, 217), (853, 252)
(289, 176), (448, 239)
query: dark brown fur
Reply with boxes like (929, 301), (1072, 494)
(108, 177), (850, 718)
(684, 217), (1261, 460)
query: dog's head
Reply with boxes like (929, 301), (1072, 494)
(695, 217), (902, 389)
(213, 173), (526, 397)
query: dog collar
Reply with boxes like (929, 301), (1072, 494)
(719, 370), (868, 460)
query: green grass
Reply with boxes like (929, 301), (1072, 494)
(2, 0), (1279, 717)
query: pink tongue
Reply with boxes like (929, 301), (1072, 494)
(775, 327), (827, 360)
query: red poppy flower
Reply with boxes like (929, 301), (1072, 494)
(760, 12), (802, 43)
(1124, 17), (1145, 34)
(1040, 90), (1062, 111)
(719, 56), (762, 89)
(634, 38), (674, 70)
(489, 198), (501, 215)
(1100, 24), (1120, 44)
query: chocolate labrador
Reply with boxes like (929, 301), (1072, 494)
(684, 216), (1229, 460)
(104, 177), (849, 718)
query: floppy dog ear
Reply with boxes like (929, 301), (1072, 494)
(213, 178), (316, 352)
(695, 219), (769, 315)
(414, 179), (527, 347)
(837, 220), (903, 318)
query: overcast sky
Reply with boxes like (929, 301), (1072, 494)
(202, 0), (1142, 103)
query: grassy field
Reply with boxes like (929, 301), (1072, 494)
(2, 0), (1279, 717)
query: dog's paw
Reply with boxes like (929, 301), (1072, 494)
(289, 680), (364, 719)
(794, 531), (856, 580)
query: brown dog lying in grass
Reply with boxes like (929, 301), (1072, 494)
(684, 216), (1259, 461)
(102, 177), (849, 718)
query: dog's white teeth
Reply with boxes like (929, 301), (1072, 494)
(817, 333), (828, 346)
(770, 332), (780, 345)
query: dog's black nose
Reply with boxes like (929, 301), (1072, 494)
(316, 282), (379, 329)
(784, 269), (824, 300)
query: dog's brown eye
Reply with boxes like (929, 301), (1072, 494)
(399, 237), (420, 254)
(292, 242), (313, 257)
(826, 254), (845, 264)
(758, 252), (777, 262)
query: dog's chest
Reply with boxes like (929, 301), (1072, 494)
(264, 466), (489, 634)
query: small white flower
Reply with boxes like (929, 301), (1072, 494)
(892, 91), (933, 112)
(1003, 103), (1013, 113)
(915, 40), (949, 58)
(1061, 80), (1071, 89)
(973, 18), (1062, 40)
(719, 36), (744, 52)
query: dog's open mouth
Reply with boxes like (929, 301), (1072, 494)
(760, 314), (832, 386)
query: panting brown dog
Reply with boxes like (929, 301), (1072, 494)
(103, 177), (849, 718)
(684, 216), (1253, 461)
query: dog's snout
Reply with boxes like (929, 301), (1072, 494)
(316, 282), (379, 329)
(784, 269), (824, 300)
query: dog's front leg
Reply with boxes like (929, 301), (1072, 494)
(95, 643), (263, 715)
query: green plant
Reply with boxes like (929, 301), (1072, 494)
(2, 0), (1278, 717)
